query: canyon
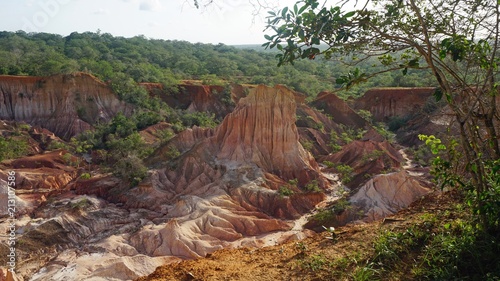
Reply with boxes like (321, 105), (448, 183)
(0, 73), (445, 280)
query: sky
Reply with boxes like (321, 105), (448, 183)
(0, 0), (300, 45)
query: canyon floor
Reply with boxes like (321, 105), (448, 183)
(139, 190), (457, 281)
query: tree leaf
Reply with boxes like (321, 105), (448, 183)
(281, 7), (288, 18)
(298, 4), (309, 14)
(344, 11), (356, 18)
(433, 88), (443, 101)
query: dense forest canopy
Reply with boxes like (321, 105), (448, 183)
(0, 30), (435, 99)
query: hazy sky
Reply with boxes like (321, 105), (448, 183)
(0, 0), (300, 45)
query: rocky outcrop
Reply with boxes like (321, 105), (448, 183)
(1, 82), (438, 281)
(142, 82), (235, 120)
(16, 85), (329, 280)
(0, 73), (132, 140)
(0, 150), (79, 218)
(354, 87), (435, 122)
(349, 171), (431, 221)
(1, 150), (78, 191)
(116, 85), (328, 258)
(311, 91), (370, 129)
(321, 140), (404, 188)
(215, 85), (323, 185)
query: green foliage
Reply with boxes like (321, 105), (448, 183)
(373, 123), (395, 142)
(278, 185), (294, 197)
(133, 110), (164, 130)
(418, 135), (462, 188)
(180, 111), (218, 128)
(113, 155), (148, 186)
(0, 137), (29, 161)
(62, 152), (81, 167)
(155, 128), (175, 144)
(356, 110), (373, 124)
(338, 124), (366, 144)
(322, 160), (335, 169)
(360, 150), (385, 164)
(17, 124), (31, 131)
(335, 164), (354, 184)
(0, 30), (439, 101)
(74, 113), (154, 184)
(69, 198), (91, 210)
(410, 144), (433, 167)
(80, 173), (91, 180)
(304, 179), (321, 193)
(300, 139), (314, 151)
(387, 115), (412, 132)
(47, 140), (70, 151)
(420, 134), (500, 234)
(328, 130), (343, 152)
(369, 209), (500, 280)
(164, 146), (181, 160)
(299, 254), (327, 272)
(201, 74), (224, 86)
(351, 263), (378, 281)
(312, 198), (351, 226)
(312, 209), (336, 224)
(215, 87), (234, 107)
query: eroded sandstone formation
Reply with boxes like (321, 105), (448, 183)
(215, 85), (324, 185)
(312, 91), (370, 129)
(0, 73), (132, 140)
(141, 82), (235, 120)
(353, 87), (435, 122)
(350, 170), (431, 221)
(6, 84), (330, 280)
(0, 79), (438, 280)
(116, 85), (328, 259)
(321, 140), (404, 188)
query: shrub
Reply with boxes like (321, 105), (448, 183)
(180, 111), (218, 128)
(387, 115), (412, 131)
(201, 74), (224, 85)
(313, 208), (336, 224)
(80, 173), (91, 179)
(336, 164), (354, 184)
(112, 155), (148, 186)
(304, 179), (321, 193)
(133, 110), (164, 130)
(278, 185), (294, 197)
(70, 198), (91, 210)
(356, 109), (373, 124)
(155, 128), (175, 144)
(301, 140), (314, 151)
(361, 150), (385, 164)
(164, 146), (181, 160)
(323, 160), (335, 168)
(0, 137), (29, 161)
(47, 140), (70, 151)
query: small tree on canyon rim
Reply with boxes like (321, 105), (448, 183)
(261, 0), (500, 232)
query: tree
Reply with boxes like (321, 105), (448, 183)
(264, 0), (500, 232)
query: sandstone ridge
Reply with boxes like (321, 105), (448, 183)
(0, 73), (131, 140)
